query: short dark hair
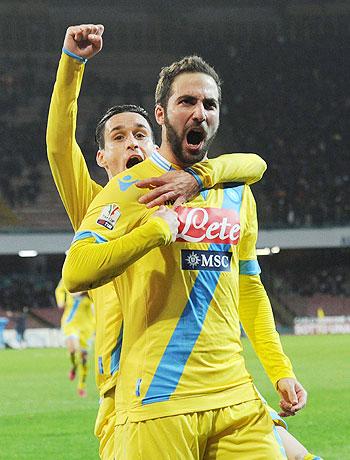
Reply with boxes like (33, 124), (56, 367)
(95, 104), (155, 149)
(155, 55), (222, 109)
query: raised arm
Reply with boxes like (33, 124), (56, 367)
(46, 24), (104, 230)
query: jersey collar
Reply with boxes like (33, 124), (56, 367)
(150, 151), (177, 172)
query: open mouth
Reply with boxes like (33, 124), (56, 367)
(186, 129), (205, 148)
(126, 155), (144, 169)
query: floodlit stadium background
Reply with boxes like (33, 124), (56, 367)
(0, 1), (349, 459)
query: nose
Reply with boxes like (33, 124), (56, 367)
(126, 133), (139, 150)
(192, 103), (206, 123)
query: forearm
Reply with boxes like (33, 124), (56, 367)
(46, 53), (100, 229)
(47, 53), (84, 159)
(187, 153), (267, 189)
(63, 217), (173, 292)
(239, 274), (295, 388)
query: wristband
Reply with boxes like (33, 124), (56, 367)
(184, 167), (204, 191)
(62, 47), (88, 64)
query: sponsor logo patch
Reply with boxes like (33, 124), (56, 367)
(176, 206), (240, 244)
(181, 249), (232, 271)
(97, 204), (121, 230)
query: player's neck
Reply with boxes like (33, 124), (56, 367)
(158, 142), (186, 169)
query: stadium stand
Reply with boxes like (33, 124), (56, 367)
(0, 11), (348, 230)
(0, 2), (348, 327)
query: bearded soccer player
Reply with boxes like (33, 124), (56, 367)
(62, 51), (313, 459)
(55, 278), (95, 397)
(47, 24), (271, 460)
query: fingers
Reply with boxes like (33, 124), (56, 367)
(278, 380), (307, 417)
(278, 410), (295, 418)
(138, 184), (168, 202)
(173, 195), (186, 209)
(285, 385), (298, 406)
(292, 386), (307, 411)
(72, 24), (104, 42)
(64, 24), (104, 58)
(136, 177), (165, 189)
(152, 206), (179, 242)
(87, 33), (103, 48)
(279, 400), (296, 416)
(139, 186), (178, 208)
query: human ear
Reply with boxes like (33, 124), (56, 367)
(155, 104), (165, 126)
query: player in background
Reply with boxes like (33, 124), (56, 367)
(55, 278), (95, 397)
(47, 23), (267, 459)
(63, 48), (322, 458)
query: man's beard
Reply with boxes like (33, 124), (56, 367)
(164, 113), (217, 167)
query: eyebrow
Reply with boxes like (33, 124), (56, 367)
(178, 95), (218, 105)
(109, 123), (150, 134)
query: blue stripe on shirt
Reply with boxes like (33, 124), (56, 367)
(72, 230), (108, 244)
(239, 259), (261, 275)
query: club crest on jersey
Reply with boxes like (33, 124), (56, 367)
(97, 204), (121, 230)
(176, 206), (240, 244)
(181, 249), (232, 271)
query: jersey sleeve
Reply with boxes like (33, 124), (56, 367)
(238, 186), (296, 387)
(186, 153), (267, 190)
(238, 185), (261, 275)
(62, 181), (174, 293)
(46, 52), (102, 231)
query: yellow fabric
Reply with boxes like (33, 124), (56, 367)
(95, 387), (116, 460)
(47, 53), (121, 396)
(48, 53), (269, 399)
(189, 153), (267, 189)
(115, 399), (286, 459)
(63, 152), (295, 424)
(57, 283), (95, 349)
(55, 278), (67, 308)
(62, 323), (93, 349)
(239, 276), (295, 387)
(255, 387), (287, 430)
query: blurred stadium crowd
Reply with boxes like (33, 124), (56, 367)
(0, 4), (349, 324)
(1, 26), (348, 228)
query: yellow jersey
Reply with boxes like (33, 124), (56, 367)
(63, 152), (295, 423)
(55, 279), (94, 332)
(47, 52), (268, 397)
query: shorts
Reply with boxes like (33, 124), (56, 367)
(115, 398), (287, 459)
(95, 387), (115, 460)
(62, 323), (94, 350)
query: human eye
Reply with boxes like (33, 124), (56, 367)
(204, 100), (217, 110)
(180, 97), (195, 106)
(135, 132), (146, 139)
(114, 134), (124, 141)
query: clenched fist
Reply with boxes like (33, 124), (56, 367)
(63, 24), (104, 60)
(152, 205), (179, 242)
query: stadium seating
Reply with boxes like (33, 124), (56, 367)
(0, 23), (348, 230)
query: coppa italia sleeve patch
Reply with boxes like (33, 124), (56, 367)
(96, 204), (121, 230)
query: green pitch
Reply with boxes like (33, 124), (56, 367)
(0, 334), (349, 459)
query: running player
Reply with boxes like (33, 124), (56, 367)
(63, 53), (311, 458)
(55, 278), (95, 397)
(47, 24), (268, 459)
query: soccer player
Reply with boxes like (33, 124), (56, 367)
(47, 24), (268, 459)
(63, 52), (310, 458)
(55, 278), (95, 397)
